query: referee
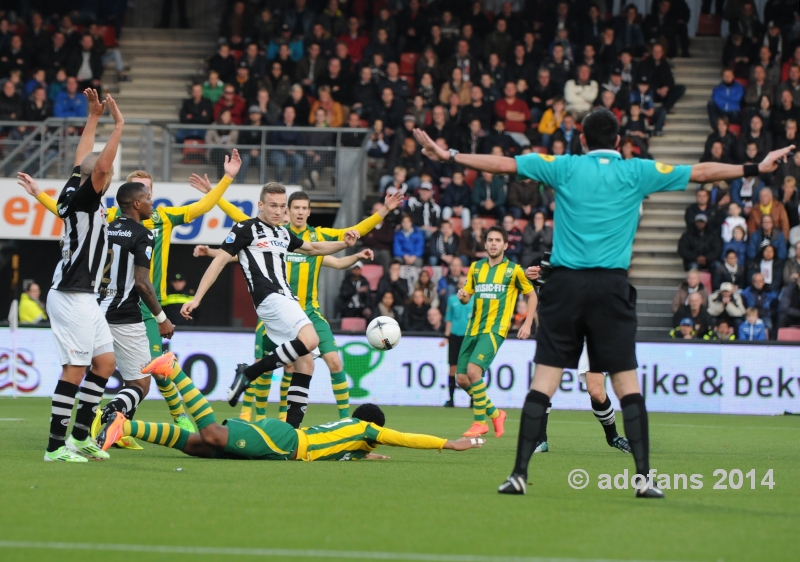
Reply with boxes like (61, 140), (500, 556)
(414, 112), (794, 498)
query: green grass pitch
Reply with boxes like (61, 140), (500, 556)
(0, 397), (798, 562)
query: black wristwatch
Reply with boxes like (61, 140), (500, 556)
(448, 149), (459, 164)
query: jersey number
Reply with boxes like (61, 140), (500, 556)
(102, 248), (115, 284)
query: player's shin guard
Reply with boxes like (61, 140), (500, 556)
(511, 390), (550, 479)
(330, 370), (350, 419)
(103, 386), (144, 422)
(592, 396), (619, 444)
(71, 371), (108, 441)
(620, 393), (650, 477)
(155, 376), (187, 420)
(278, 371), (291, 420)
(170, 370), (216, 430)
(47, 380), (79, 452)
(285, 372), (311, 428)
(125, 420), (190, 451)
(253, 374), (272, 421)
(469, 379), (488, 422)
(243, 339), (310, 381)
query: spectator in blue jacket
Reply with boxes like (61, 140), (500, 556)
(722, 225), (748, 267)
(738, 307), (768, 341)
(52, 76), (86, 118)
(268, 106), (306, 185)
(708, 68), (744, 128)
(267, 24), (305, 61)
(747, 214), (787, 262)
(393, 214), (425, 267)
(630, 75), (665, 135)
(441, 169), (472, 226)
(741, 272), (778, 334)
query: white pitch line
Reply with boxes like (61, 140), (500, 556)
(0, 418), (24, 421)
(0, 541), (693, 562)
(553, 421), (799, 431)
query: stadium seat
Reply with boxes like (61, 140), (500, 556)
(181, 140), (207, 164)
(402, 74), (415, 92)
(514, 219), (528, 231)
(231, 49), (243, 64)
(734, 78), (748, 89)
(451, 217), (463, 235)
(97, 25), (118, 47)
(480, 217), (497, 228)
(777, 327), (800, 341)
(361, 264), (383, 291)
(464, 169), (477, 188)
(400, 52), (419, 75)
(699, 271), (712, 291)
(729, 124), (741, 137)
(697, 14), (721, 36)
(341, 317), (367, 332)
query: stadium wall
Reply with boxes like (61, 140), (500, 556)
(2, 328), (799, 416)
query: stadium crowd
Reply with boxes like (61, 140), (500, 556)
(672, 0), (800, 340)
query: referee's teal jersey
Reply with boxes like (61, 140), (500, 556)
(515, 150), (692, 270)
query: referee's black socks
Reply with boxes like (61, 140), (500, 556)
(285, 373), (311, 428)
(512, 390), (550, 479)
(620, 393), (650, 476)
(243, 339), (310, 381)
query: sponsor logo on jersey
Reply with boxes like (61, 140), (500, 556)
(145, 246), (153, 260)
(505, 268), (513, 278)
(225, 232), (236, 243)
(309, 232), (317, 242)
(474, 283), (507, 293)
(258, 238), (288, 250)
(655, 162), (674, 174)
(286, 253), (307, 263)
(538, 154), (556, 162)
(236, 439), (246, 449)
(477, 354), (485, 361)
(107, 229), (132, 237)
(114, 223), (122, 228)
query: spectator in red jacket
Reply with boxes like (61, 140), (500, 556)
(338, 17), (368, 63)
(213, 83), (246, 124)
(494, 81), (530, 134)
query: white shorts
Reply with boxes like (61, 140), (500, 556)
(109, 323), (151, 381)
(256, 293), (313, 347)
(47, 290), (114, 366)
(577, 342), (607, 385)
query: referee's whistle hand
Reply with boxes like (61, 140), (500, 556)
(525, 266), (541, 281)
(759, 145), (796, 173)
(181, 299), (199, 320)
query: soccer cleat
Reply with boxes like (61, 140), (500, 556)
(463, 422), (489, 437)
(443, 400), (454, 408)
(635, 481), (665, 499)
(533, 441), (549, 453)
(174, 413), (195, 433)
(227, 364), (251, 407)
(498, 474), (527, 495)
(610, 436), (632, 453)
(491, 409), (507, 437)
(141, 352), (177, 377)
(90, 407), (103, 440)
(44, 446), (88, 462)
(113, 436), (143, 450)
(66, 435), (110, 460)
(239, 409), (253, 422)
(97, 412), (127, 451)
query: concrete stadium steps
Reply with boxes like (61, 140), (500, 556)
(631, 37), (724, 337)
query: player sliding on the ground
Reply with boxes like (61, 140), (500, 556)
(180, 182), (360, 429)
(21, 154), (242, 446)
(190, 176), (403, 422)
(98, 352), (484, 460)
(457, 226), (537, 439)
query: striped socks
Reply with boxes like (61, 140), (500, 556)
(47, 380), (78, 452)
(469, 379), (489, 423)
(330, 370), (350, 419)
(102, 386), (143, 423)
(124, 420), (190, 451)
(253, 373), (272, 421)
(278, 371), (291, 421)
(155, 376), (187, 420)
(591, 396), (620, 444)
(243, 339), (310, 381)
(167, 365), (216, 430)
(286, 372), (311, 428)
(71, 371), (108, 441)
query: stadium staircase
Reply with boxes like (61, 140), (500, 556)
(630, 37), (724, 338)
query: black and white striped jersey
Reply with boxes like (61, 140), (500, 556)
(51, 166), (109, 294)
(220, 218), (304, 307)
(98, 217), (153, 324)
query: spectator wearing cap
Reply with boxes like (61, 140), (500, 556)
(738, 306), (768, 340)
(213, 83), (246, 124)
(407, 182), (442, 241)
(472, 171), (506, 219)
(672, 291), (714, 338)
(267, 24), (304, 62)
(671, 268), (709, 313)
(708, 68), (744, 129)
(714, 248), (747, 290)
(564, 64), (598, 121)
(237, 106), (265, 181)
(394, 214), (425, 267)
(208, 43), (237, 85)
(708, 281), (747, 329)
(685, 188), (720, 233)
(177, 83), (214, 143)
(600, 66), (630, 114)
(630, 74), (666, 136)
(747, 186), (791, 239)
(233, 60), (259, 103)
(295, 42), (326, 92)
(163, 273), (195, 326)
(429, 221), (460, 267)
(339, 261), (371, 319)
(678, 213), (722, 271)
(669, 317), (696, 339)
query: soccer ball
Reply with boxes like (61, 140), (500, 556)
(366, 316), (402, 350)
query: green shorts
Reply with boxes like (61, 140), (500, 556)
(217, 418), (298, 460)
(456, 333), (504, 374)
(255, 329), (278, 359)
(140, 301), (164, 359)
(306, 308), (337, 356)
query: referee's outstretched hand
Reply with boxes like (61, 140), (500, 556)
(412, 128), (448, 162)
(759, 145), (796, 174)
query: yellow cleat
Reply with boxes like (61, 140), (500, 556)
(90, 407), (103, 440)
(113, 435), (143, 450)
(141, 352), (177, 377)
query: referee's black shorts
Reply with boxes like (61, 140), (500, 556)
(534, 267), (638, 374)
(448, 334), (464, 366)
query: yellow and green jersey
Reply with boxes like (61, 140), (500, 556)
(295, 418), (447, 461)
(463, 257), (533, 338)
(36, 176), (232, 302)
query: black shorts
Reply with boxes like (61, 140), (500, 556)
(448, 334), (464, 366)
(534, 267), (638, 374)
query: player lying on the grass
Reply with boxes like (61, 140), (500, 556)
(524, 265), (631, 455)
(193, 244), (376, 422)
(190, 176), (404, 423)
(457, 226), (537, 439)
(20, 152), (242, 442)
(98, 352), (484, 460)
(180, 183), (360, 429)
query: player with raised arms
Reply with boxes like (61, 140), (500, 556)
(414, 111), (794, 498)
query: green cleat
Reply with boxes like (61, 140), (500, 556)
(44, 446), (88, 462)
(174, 413), (195, 433)
(66, 435), (110, 460)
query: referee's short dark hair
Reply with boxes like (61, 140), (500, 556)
(116, 182), (148, 209)
(484, 225), (508, 243)
(582, 108), (620, 151)
(288, 190), (310, 208)
(260, 182), (286, 200)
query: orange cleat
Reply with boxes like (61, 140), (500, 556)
(141, 352), (177, 377)
(97, 412), (127, 451)
(463, 422), (489, 437)
(491, 409), (507, 437)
